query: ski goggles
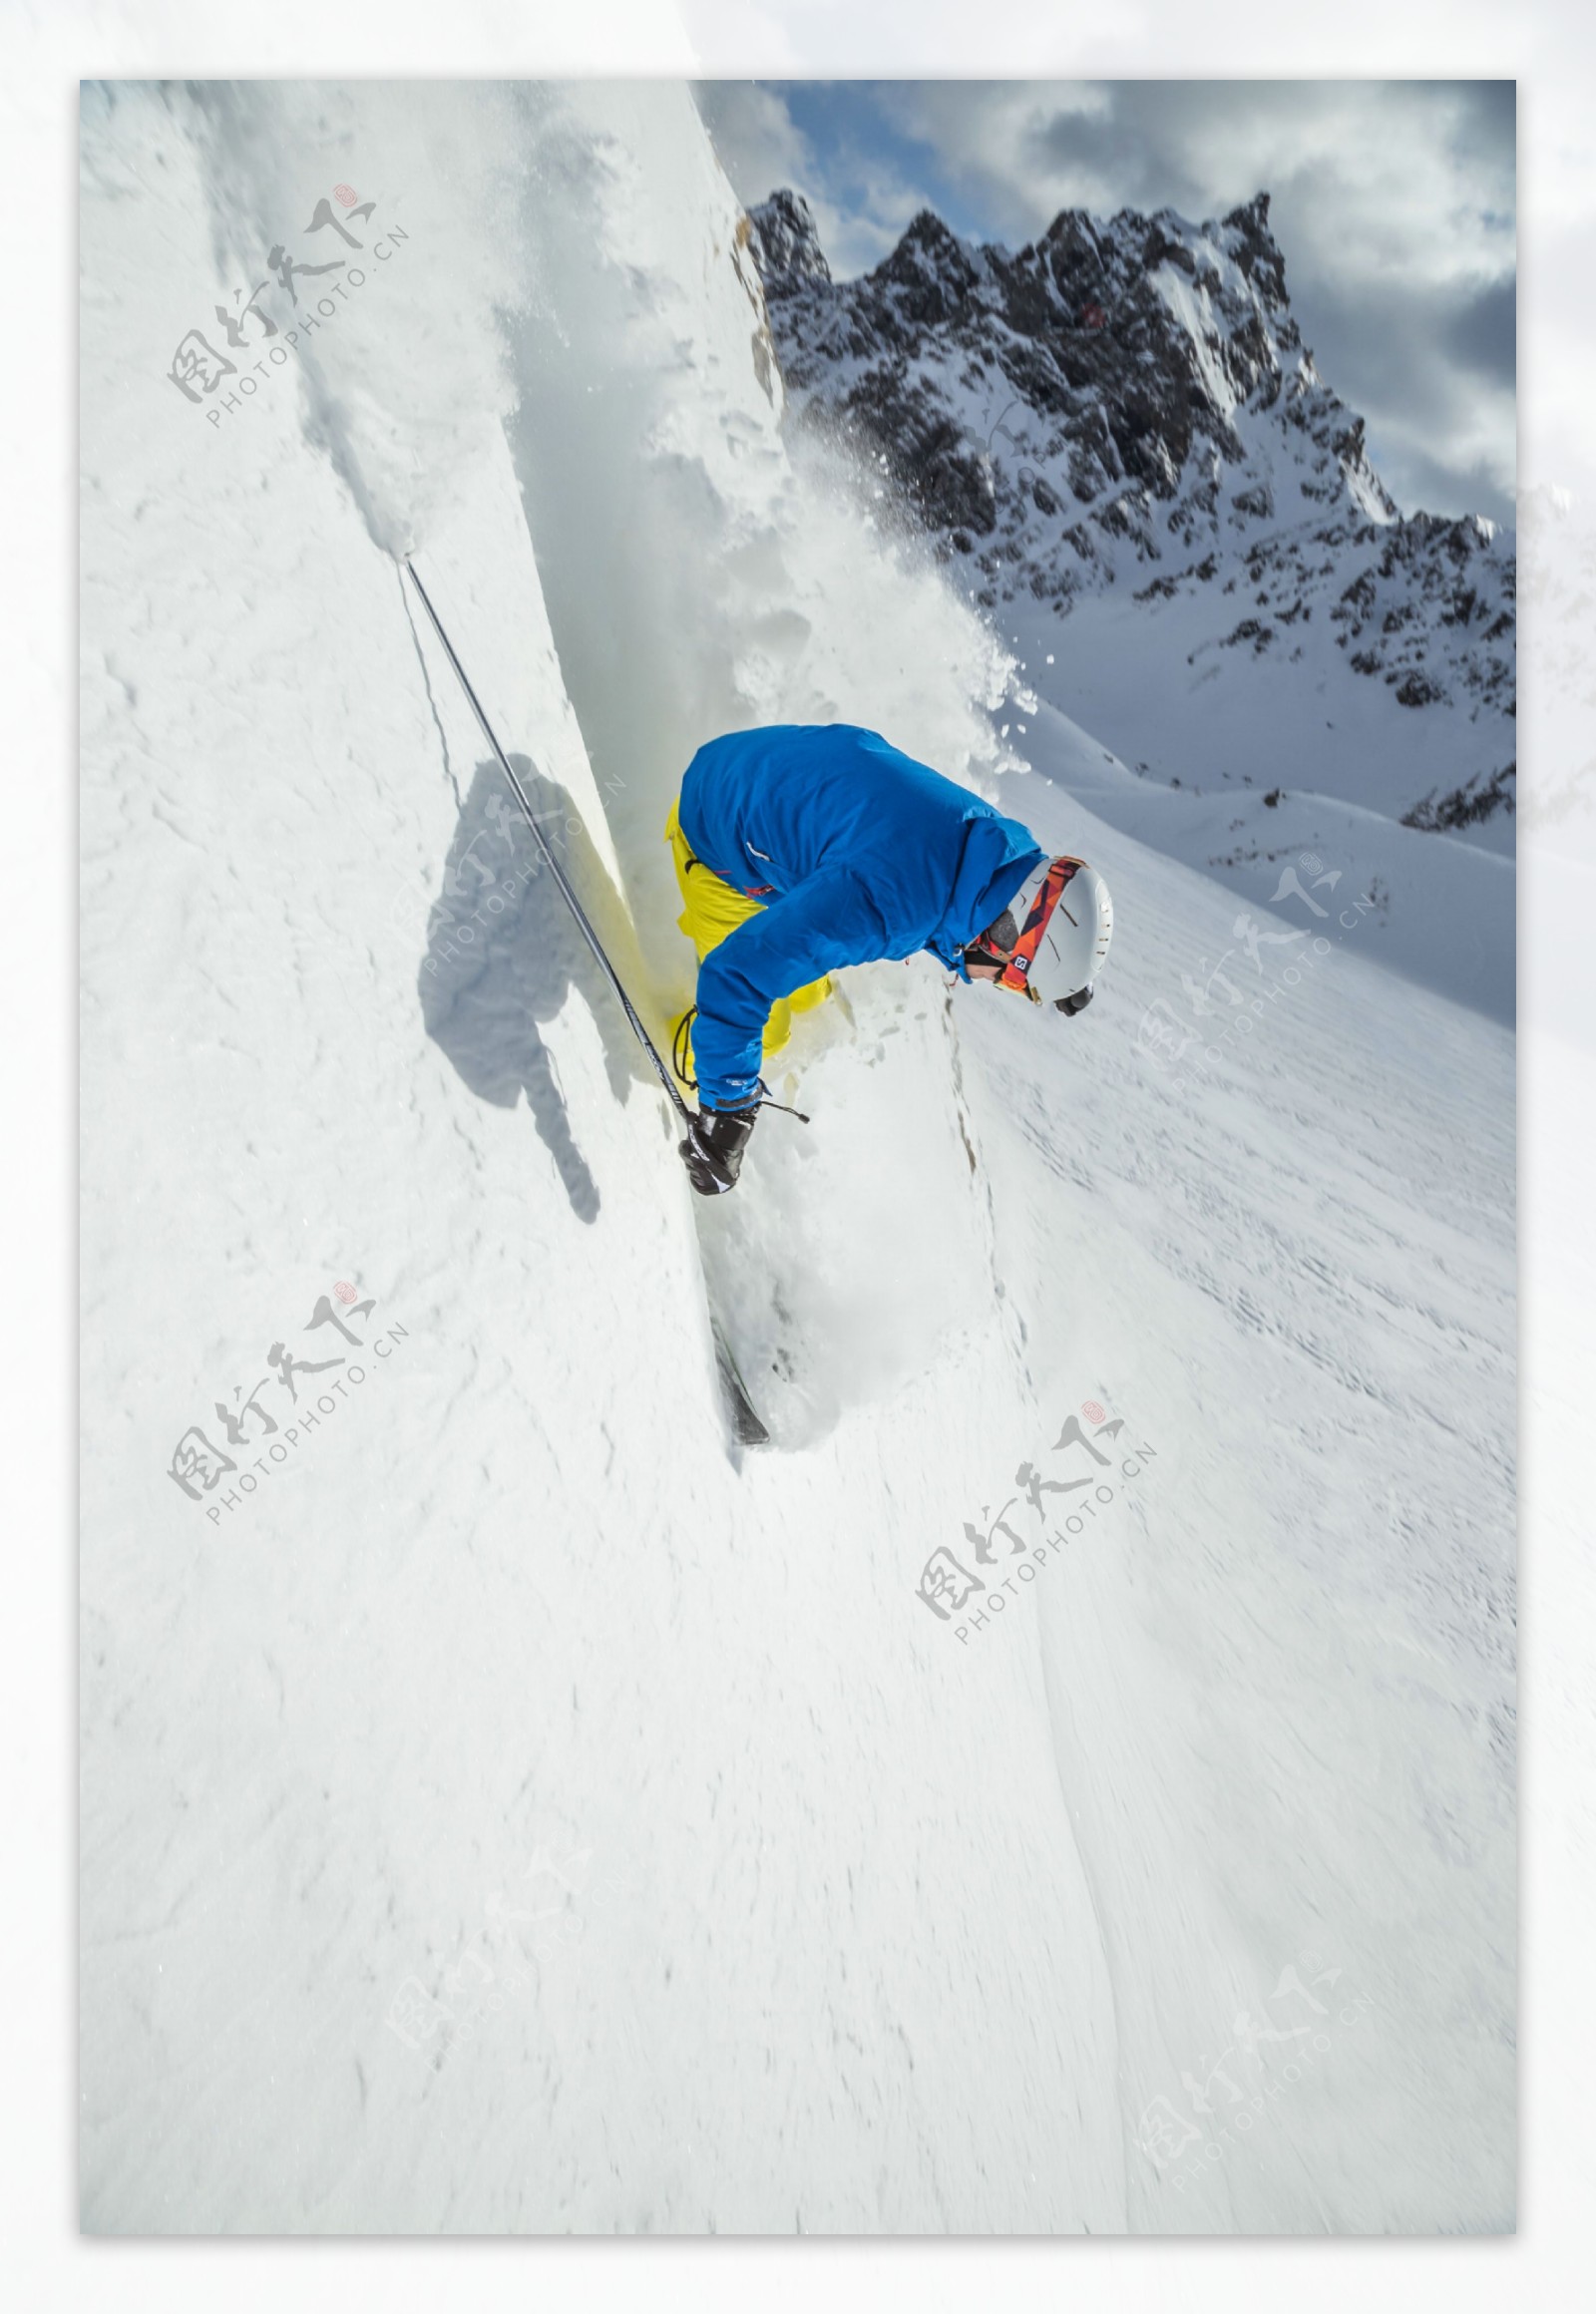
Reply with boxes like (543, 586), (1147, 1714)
(969, 856), (1083, 1001)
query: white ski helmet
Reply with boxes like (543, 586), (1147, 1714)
(980, 856), (1113, 1013)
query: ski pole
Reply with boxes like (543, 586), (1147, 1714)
(402, 556), (693, 1128)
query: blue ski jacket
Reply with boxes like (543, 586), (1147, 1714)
(678, 723), (1044, 1110)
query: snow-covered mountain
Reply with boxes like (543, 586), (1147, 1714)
(749, 189), (1516, 844)
(80, 81), (1514, 2235)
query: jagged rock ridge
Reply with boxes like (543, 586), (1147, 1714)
(747, 188), (1515, 826)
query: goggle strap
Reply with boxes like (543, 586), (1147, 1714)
(995, 858), (1080, 990)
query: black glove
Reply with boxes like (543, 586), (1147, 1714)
(679, 1103), (759, 1196)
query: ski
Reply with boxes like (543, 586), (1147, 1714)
(708, 1308), (769, 1446)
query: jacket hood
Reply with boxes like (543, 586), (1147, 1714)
(928, 813), (1046, 969)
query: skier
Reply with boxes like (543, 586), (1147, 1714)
(666, 723), (1114, 1195)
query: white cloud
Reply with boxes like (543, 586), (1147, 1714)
(693, 81), (942, 274)
(691, 81), (815, 209)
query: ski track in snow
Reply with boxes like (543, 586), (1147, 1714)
(79, 82), (1514, 2234)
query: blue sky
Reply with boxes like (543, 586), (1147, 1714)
(694, 81), (1516, 528)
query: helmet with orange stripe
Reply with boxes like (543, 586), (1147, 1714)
(967, 856), (1113, 1015)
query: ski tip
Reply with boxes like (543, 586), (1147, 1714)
(729, 1395), (771, 1448)
(710, 1320), (770, 1447)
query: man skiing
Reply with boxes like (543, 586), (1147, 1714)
(666, 723), (1114, 1196)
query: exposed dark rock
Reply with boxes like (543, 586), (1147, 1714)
(743, 184), (1516, 765)
(1401, 762), (1516, 830)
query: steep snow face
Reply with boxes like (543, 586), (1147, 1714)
(82, 81), (1512, 2237)
(171, 80), (537, 562)
(80, 79), (1123, 2236)
(747, 189), (1516, 843)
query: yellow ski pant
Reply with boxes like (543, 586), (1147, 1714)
(664, 797), (832, 1087)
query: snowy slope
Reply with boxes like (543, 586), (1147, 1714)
(1011, 692), (1515, 1027)
(80, 81), (1513, 2234)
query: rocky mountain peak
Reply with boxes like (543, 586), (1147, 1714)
(745, 188), (831, 295)
(1218, 190), (1288, 304)
(748, 184), (1393, 564)
(744, 185), (1515, 833)
(875, 206), (982, 324)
